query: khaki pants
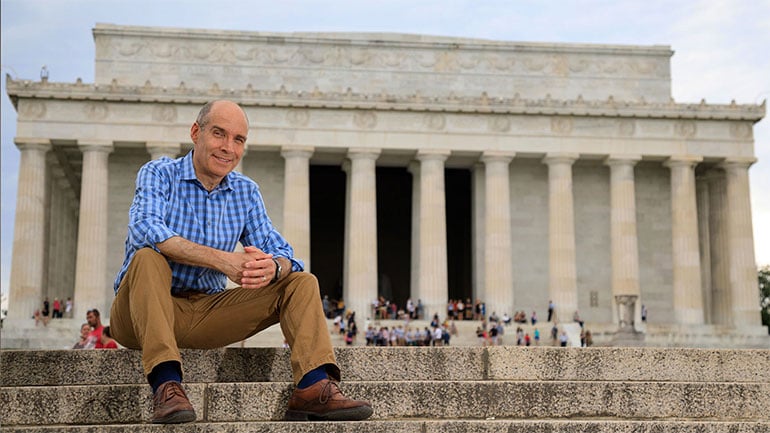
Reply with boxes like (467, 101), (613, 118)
(110, 248), (338, 384)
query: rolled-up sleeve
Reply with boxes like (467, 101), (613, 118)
(241, 186), (305, 272)
(126, 163), (178, 251)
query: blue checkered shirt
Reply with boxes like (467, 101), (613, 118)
(114, 151), (304, 295)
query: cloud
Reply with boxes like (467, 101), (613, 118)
(2, 0), (770, 298)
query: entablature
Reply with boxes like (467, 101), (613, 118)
(7, 76), (765, 123)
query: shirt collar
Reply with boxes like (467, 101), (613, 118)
(180, 151), (234, 192)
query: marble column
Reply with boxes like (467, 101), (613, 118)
(472, 163), (486, 305)
(146, 141), (180, 160)
(408, 162), (421, 314)
(343, 148), (380, 320)
(663, 156), (704, 325)
(7, 138), (51, 322)
(47, 168), (69, 301)
(281, 146), (314, 269)
(416, 150), (450, 320)
(720, 157), (761, 328)
(482, 151), (515, 318)
(73, 141), (114, 322)
(543, 153), (579, 324)
(705, 170), (732, 325)
(696, 175), (712, 325)
(605, 155), (642, 328)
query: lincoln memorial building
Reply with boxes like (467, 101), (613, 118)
(4, 24), (768, 347)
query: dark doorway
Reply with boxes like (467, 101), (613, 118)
(445, 168), (472, 302)
(376, 167), (412, 309)
(309, 165), (346, 302)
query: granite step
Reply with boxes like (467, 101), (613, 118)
(3, 380), (769, 425)
(2, 346), (768, 386)
(2, 347), (768, 430)
(3, 420), (770, 433)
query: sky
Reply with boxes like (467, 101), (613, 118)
(1, 0), (769, 298)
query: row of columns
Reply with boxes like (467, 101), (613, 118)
(7, 137), (762, 329)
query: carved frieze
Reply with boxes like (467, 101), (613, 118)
(488, 115), (511, 133)
(101, 35), (669, 79)
(19, 101), (46, 119)
(729, 122), (751, 139)
(152, 105), (177, 123)
(84, 102), (109, 120)
(286, 109), (310, 127)
(353, 111), (377, 129)
(551, 117), (573, 135)
(674, 120), (697, 138)
(424, 113), (446, 131)
(618, 119), (636, 137)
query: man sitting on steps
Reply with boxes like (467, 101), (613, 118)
(109, 100), (373, 424)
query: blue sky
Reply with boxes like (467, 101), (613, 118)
(2, 0), (769, 297)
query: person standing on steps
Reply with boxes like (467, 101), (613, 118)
(109, 100), (372, 424)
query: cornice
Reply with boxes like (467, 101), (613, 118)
(93, 23), (673, 57)
(6, 76), (765, 122)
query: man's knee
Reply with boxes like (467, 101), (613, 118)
(129, 248), (171, 277)
(287, 272), (320, 298)
(132, 247), (166, 265)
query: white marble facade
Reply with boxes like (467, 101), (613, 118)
(4, 24), (768, 346)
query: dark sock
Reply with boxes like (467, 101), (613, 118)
(297, 366), (328, 389)
(148, 361), (182, 393)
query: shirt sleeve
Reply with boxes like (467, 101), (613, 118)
(126, 161), (178, 251)
(240, 185), (305, 272)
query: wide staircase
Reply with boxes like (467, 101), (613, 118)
(2, 346), (768, 432)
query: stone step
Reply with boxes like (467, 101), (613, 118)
(2, 346), (768, 386)
(3, 380), (769, 425)
(2, 420), (769, 433)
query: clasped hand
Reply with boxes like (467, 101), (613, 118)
(229, 246), (275, 289)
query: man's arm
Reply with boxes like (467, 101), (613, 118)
(157, 236), (275, 289)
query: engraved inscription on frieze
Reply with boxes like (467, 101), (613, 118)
(106, 34), (668, 80)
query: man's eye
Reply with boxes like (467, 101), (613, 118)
(212, 129), (224, 137)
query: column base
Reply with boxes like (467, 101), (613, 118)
(587, 322), (770, 349)
(1, 318), (83, 349)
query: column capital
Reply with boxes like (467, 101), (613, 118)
(347, 147), (381, 160)
(663, 155), (702, 168)
(604, 154), (642, 166)
(542, 152), (579, 165)
(416, 149), (450, 162)
(281, 145), (315, 159)
(14, 137), (51, 152)
(481, 151), (515, 164)
(78, 140), (114, 153)
(718, 157), (757, 171)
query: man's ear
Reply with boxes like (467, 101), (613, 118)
(190, 122), (200, 144)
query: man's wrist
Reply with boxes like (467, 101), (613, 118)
(271, 258), (283, 283)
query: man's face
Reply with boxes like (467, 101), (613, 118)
(86, 312), (97, 326)
(190, 101), (248, 187)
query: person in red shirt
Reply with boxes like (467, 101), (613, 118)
(86, 309), (105, 349)
(100, 326), (119, 349)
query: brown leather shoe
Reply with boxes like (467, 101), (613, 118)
(286, 378), (373, 421)
(151, 381), (196, 424)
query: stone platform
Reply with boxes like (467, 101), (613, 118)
(1, 346), (768, 432)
